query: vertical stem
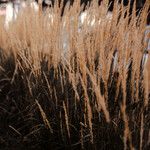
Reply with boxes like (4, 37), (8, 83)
(38, 0), (42, 16)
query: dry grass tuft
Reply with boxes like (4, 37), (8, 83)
(0, 0), (149, 149)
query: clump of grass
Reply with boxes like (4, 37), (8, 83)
(0, 0), (149, 149)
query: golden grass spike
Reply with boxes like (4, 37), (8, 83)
(35, 99), (53, 133)
(140, 112), (144, 150)
(143, 67), (149, 107)
(79, 74), (93, 143)
(63, 101), (70, 139)
(86, 67), (110, 123)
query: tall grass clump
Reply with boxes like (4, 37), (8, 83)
(0, 0), (149, 149)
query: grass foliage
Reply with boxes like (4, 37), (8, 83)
(0, 0), (150, 149)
